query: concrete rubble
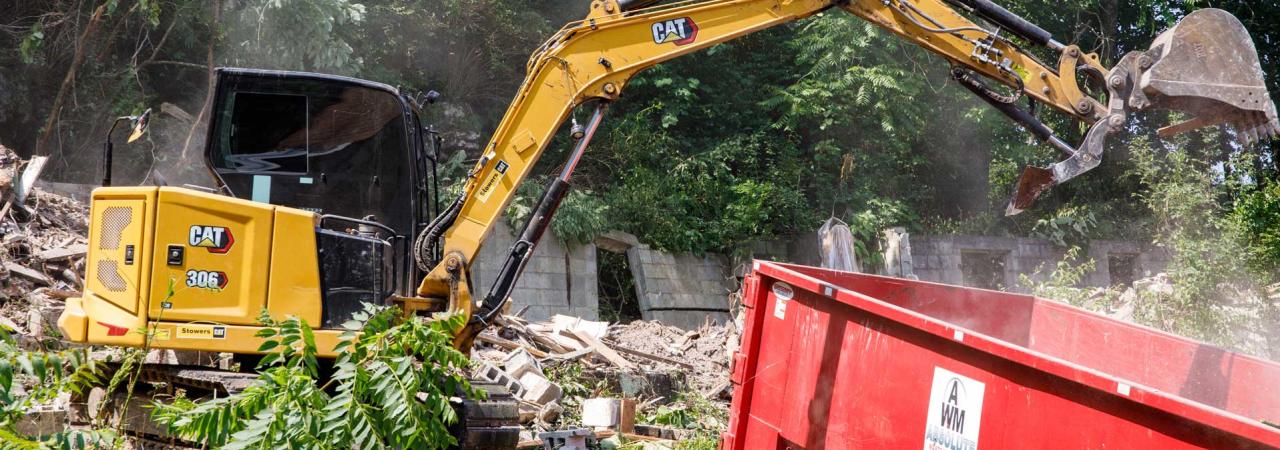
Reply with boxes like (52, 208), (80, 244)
(475, 313), (738, 447)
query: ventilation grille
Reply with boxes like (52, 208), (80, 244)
(97, 260), (127, 292)
(99, 207), (132, 250)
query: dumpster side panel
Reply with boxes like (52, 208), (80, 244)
(782, 263), (1280, 424)
(1027, 301), (1280, 422)
(724, 262), (1280, 449)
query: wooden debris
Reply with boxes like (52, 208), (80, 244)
(703, 379), (732, 399)
(620, 432), (670, 442)
(638, 396), (664, 410)
(618, 398), (636, 434)
(477, 333), (550, 359)
(568, 329), (634, 370)
(547, 347), (593, 361)
(41, 289), (81, 300)
(607, 342), (694, 370)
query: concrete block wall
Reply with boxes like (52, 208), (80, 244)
(911, 234), (1169, 292)
(745, 235), (821, 268)
(472, 221), (598, 321)
(1084, 239), (1172, 287)
(626, 245), (733, 330)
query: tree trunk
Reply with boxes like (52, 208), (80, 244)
(34, 1), (111, 156)
(181, 0), (224, 159)
(1098, 0), (1119, 63)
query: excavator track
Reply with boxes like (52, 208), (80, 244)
(453, 380), (523, 449)
(137, 364), (261, 395)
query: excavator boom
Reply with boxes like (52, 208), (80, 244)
(413, 0), (1277, 342)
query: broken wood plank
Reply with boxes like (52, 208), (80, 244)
(40, 289), (81, 300)
(5, 262), (50, 285)
(621, 432), (671, 442)
(569, 329), (634, 370)
(702, 379), (732, 398)
(547, 347), (593, 361)
(36, 244), (87, 261)
(529, 334), (572, 354)
(545, 331), (587, 352)
(607, 342), (694, 370)
(476, 333), (549, 358)
(638, 396), (664, 410)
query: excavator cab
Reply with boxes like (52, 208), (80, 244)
(202, 68), (437, 299)
(54, 69), (444, 353)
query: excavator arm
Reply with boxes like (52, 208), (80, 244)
(410, 0), (1277, 344)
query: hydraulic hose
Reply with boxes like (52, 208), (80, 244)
(475, 103), (608, 327)
(953, 67), (1075, 157)
(949, 0), (1063, 50)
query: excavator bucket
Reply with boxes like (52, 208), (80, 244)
(1144, 9), (1279, 142)
(1008, 8), (1277, 214)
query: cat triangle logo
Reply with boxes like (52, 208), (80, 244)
(651, 17), (698, 46)
(188, 225), (234, 253)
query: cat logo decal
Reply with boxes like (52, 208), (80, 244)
(652, 17), (698, 46)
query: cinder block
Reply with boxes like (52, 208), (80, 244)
(518, 305), (555, 322)
(15, 404), (66, 437)
(539, 290), (569, 307)
(508, 363), (561, 405)
(548, 277), (568, 291)
(503, 348), (542, 374)
(473, 361), (527, 400)
(517, 372), (562, 405)
(581, 398), (619, 428)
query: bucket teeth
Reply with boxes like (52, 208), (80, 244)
(1137, 8), (1278, 146)
(1233, 111), (1280, 144)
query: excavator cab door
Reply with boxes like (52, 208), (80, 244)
(202, 68), (433, 296)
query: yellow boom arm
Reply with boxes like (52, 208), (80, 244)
(417, 0), (1106, 314)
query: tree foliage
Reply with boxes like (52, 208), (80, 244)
(0, 0), (1277, 258)
(3, 0), (1277, 253)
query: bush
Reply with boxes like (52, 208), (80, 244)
(152, 306), (478, 449)
(1232, 182), (1280, 274)
(1126, 140), (1277, 355)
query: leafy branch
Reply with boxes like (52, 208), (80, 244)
(0, 323), (116, 449)
(151, 304), (479, 449)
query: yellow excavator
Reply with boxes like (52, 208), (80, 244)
(56, 0), (1276, 446)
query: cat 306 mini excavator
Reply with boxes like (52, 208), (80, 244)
(57, 0), (1276, 446)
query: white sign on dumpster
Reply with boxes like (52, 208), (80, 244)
(923, 366), (985, 450)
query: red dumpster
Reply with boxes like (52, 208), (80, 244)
(723, 261), (1280, 449)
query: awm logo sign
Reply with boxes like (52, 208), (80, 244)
(940, 379), (967, 433)
(651, 17), (698, 46)
(189, 225), (234, 253)
(924, 367), (985, 450)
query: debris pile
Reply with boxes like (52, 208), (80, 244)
(0, 144), (89, 340)
(473, 313), (739, 446)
